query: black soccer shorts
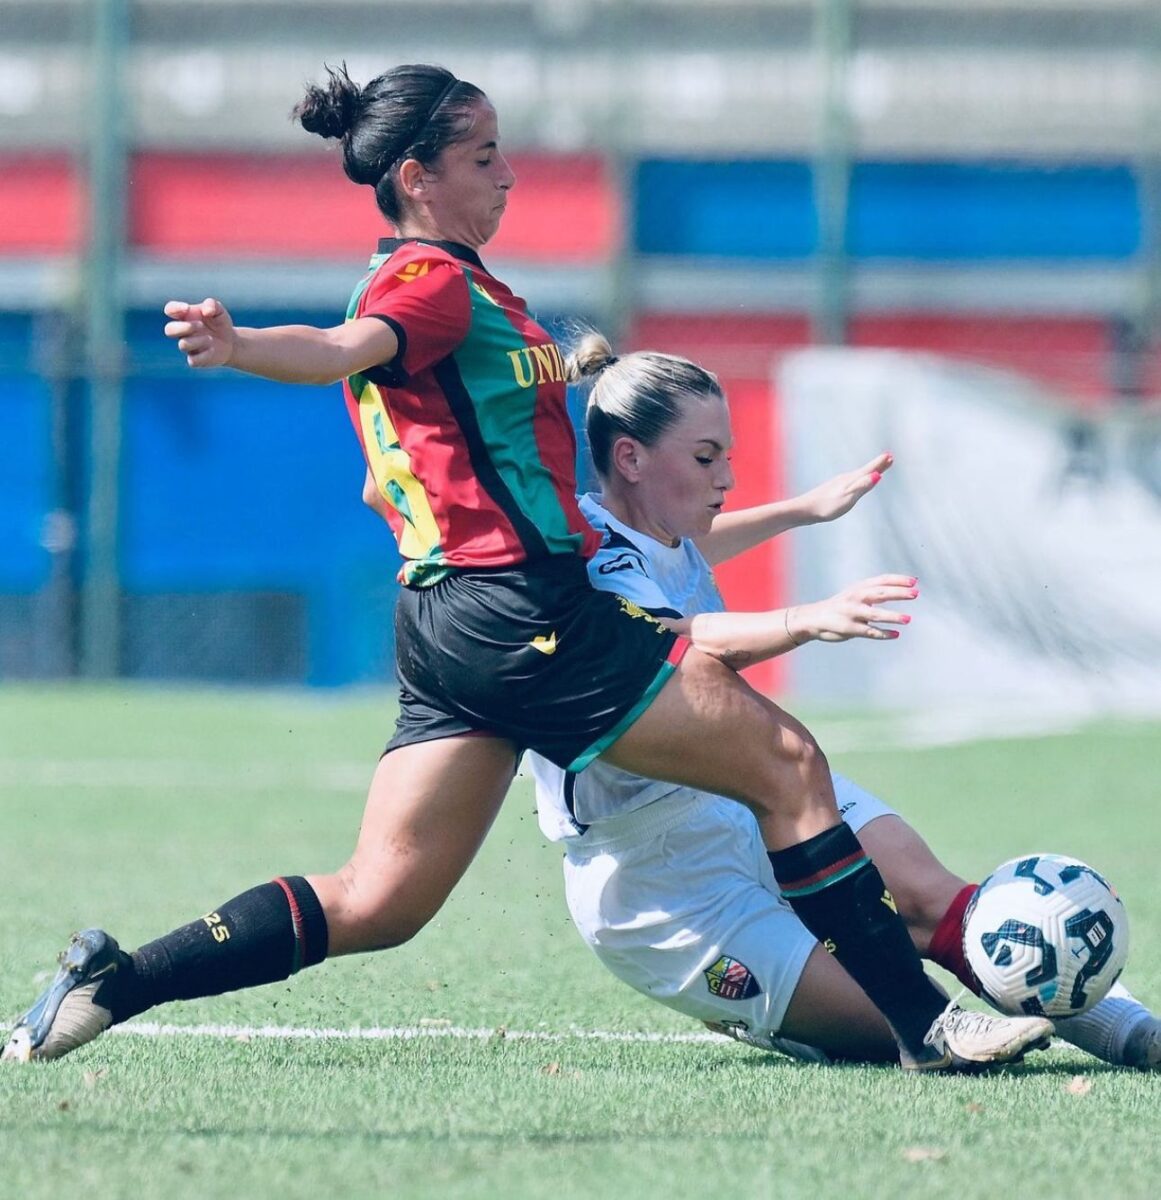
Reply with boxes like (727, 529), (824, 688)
(385, 554), (689, 770)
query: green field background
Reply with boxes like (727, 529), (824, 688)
(2, 686), (1159, 1199)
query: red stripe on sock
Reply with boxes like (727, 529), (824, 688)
(273, 876), (306, 973)
(928, 882), (980, 994)
(778, 850), (868, 895)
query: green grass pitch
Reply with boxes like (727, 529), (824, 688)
(1, 685), (1159, 1199)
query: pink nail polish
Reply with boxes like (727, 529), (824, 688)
(870, 472), (881, 484)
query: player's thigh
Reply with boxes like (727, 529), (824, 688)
(778, 944), (898, 1063)
(312, 734), (517, 953)
(352, 734), (517, 870)
(601, 649), (827, 803)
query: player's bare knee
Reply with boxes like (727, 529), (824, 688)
(343, 902), (428, 952)
(327, 861), (430, 950)
(743, 721), (832, 820)
(361, 923), (422, 952)
(780, 710), (827, 766)
(790, 724), (828, 777)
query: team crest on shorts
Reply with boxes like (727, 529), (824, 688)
(704, 955), (761, 1001)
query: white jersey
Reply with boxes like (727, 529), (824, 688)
(531, 492), (726, 842)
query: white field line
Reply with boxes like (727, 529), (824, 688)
(0, 707), (1099, 792)
(0, 1019), (726, 1046)
(114, 1021), (729, 1045)
(0, 1018), (1069, 1053)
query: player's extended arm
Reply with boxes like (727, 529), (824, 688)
(662, 573), (917, 671)
(694, 452), (893, 567)
(163, 298), (399, 386)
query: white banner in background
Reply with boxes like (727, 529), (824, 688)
(778, 349), (1161, 718)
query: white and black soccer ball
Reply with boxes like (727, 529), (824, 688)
(962, 853), (1129, 1019)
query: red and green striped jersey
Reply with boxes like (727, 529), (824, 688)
(343, 238), (600, 586)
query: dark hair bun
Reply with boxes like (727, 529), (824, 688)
(294, 63), (361, 140)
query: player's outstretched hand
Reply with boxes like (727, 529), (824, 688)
(800, 452), (894, 523)
(163, 298), (237, 368)
(787, 573), (917, 644)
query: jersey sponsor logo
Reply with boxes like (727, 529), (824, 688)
(507, 343), (566, 389)
(704, 955), (761, 1001)
(395, 261), (431, 283)
(597, 551), (647, 576)
(616, 595), (666, 632)
(529, 632), (559, 655)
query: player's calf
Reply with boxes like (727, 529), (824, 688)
(4, 875), (329, 1064)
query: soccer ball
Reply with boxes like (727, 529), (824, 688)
(962, 853), (1129, 1019)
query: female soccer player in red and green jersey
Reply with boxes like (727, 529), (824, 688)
(5, 63), (1050, 1072)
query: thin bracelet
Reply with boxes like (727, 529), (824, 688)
(784, 606), (804, 647)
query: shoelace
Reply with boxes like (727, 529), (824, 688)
(940, 1007), (1002, 1038)
(923, 989), (970, 1047)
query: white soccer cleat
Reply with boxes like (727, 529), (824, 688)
(900, 1002), (1054, 1073)
(2, 930), (122, 1063)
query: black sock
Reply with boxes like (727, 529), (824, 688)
(101, 876), (329, 1024)
(769, 824), (945, 1054)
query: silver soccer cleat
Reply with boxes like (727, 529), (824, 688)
(2, 930), (122, 1063)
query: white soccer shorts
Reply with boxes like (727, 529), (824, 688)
(562, 773), (896, 1047)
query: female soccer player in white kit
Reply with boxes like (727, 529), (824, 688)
(528, 333), (1161, 1067)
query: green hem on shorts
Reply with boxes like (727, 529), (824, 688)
(566, 657), (678, 773)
